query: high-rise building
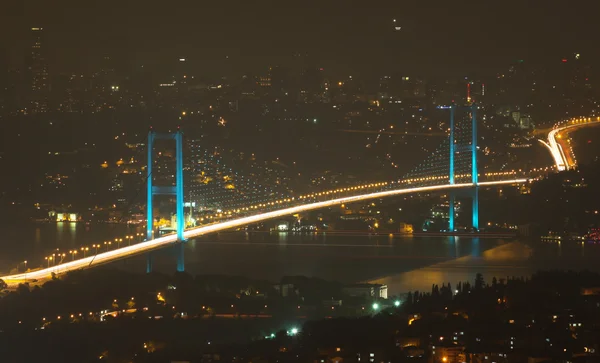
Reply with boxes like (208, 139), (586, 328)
(28, 27), (49, 112)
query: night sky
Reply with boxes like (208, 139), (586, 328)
(2, 0), (600, 76)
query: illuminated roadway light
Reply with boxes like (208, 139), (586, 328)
(543, 120), (600, 171)
(1, 179), (527, 282)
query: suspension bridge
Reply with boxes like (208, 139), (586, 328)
(5, 104), (577, 283)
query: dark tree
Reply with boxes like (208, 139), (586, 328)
(475, 273), (485, 290)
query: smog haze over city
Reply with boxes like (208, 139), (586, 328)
(3, 1), (600, 362)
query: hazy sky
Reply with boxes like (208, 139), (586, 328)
(2, 0), (599, 77)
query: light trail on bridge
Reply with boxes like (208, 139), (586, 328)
(1, 179), (527, 282)
(539, 118), (600, 171)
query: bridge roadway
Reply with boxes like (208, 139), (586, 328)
(1, 179), (527, 283)
(540, 118), (600, 171)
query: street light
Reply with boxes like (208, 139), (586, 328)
(23, 260), (27, 271)
(69, 250), (77, 261)
(45, 256), (53, 268)
(372, 303), (379, 311)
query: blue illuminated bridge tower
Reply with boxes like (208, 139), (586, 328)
(448, 104), (479, 231)
(146, 130), (186, 273)
(402, 103), (479, 232)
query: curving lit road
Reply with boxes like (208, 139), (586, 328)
(539, 118), (600, 171)
(1, 179), (526, 282)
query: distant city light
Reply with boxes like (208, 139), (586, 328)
(372, 303), (379, 310)
(179, 58), (186, 62)
(394, 300), (401, 307)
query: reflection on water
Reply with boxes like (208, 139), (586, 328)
(368, 241), (534, 294)
(471, 237), (480, 258)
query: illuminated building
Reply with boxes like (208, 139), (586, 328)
(54, 212), (79, 222)
(28, 27), (49, 113)
(433, 345), (465, 363)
